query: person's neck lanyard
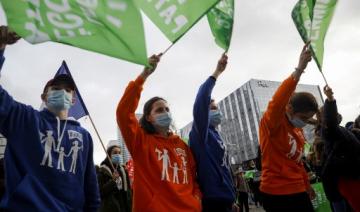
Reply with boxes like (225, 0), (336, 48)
(56, 117), (67, 151)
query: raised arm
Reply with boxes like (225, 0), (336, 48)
(262, 43), (312, 130)
(116, 54), (161, 154)
(322, 85), (339, 130)
(192, 54), (228, 144)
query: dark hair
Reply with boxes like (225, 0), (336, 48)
(355, 115), (360, 129)
(139, 96), (166, 134)
(289, 92), (318, 113)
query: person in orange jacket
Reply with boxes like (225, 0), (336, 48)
(259, 43), (319, 212)
(116, 54), (201, 212)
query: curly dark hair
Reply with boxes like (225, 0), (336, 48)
(139, 96), (166, 134)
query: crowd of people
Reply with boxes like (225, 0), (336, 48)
(0, 25), (359, 212)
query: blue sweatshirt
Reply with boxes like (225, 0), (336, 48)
(0, 55), (100, 210)
(189, 77), (236, 202)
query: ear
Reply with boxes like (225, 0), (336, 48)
(41, 93), (46, 102)
(146, 114), (152, 122)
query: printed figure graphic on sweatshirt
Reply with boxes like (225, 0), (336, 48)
(40, 130), (56, 167)
(170, 162), (180, 184)
(0, 26), (100, 211)
(181, 156), (189, 184)
(57, 147), (67, 171)
(155, 148), (171, 181)
(67, 140), (83, 174)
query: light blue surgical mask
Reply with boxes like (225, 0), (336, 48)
(111, 154), (123, 165)
(154, 112), (172, 129)
(209, 110), (222, 127)
(47, 89), (72, 111)
(289, 117), (307, 128)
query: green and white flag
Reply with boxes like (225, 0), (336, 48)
(135, 0), (219, 42)
(207, 0), (234, 51)
(292, 0), (337, 71)
(1, 0), (148, 66)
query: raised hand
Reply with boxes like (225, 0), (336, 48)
(0, 26), (21, 49)
(141, 53), (162, 79)
(293, 42), (312, 81)
(212, 53), (228, 79)
(297, 41), (312, 71)
(323, 85), (334, 101)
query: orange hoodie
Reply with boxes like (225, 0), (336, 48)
(259, 75), (310, 195)
(116, 76), (202, 212)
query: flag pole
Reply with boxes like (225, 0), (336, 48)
(162, 43), (175, 55)
(88, 114), (116, 171)
(320, 71), (329, 86)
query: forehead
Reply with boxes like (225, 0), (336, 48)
(210, 101), (218, 110)
(111, 147), (121, 153)
(48, 84), (74, 92)
(151, 100), (168, 109)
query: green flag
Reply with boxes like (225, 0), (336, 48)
(1, 0), (148, 66)
(292, 0), (337, 71)
(135, 0), (220, 42)
(207, 0), (234, 51)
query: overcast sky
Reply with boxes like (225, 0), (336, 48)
(1, 1), (359, 163)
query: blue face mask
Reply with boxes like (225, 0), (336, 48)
(154, 112), (172, 129)
(289, 117), (307, 128)
(111, 154), (123, 165)
(209, 110), (222, 127)
(47, 89), (72, 111)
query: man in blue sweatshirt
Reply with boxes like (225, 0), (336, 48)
(0, 26), (100, 211)
(189, 54), (236, 212)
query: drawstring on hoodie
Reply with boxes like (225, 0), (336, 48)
(56, 117), (67, 151)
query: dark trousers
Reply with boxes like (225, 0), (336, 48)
(237, 192), (249, 212)
(262, 192), (314, 212)
(202, 198), (233, 212)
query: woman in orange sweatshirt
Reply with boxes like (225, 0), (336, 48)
(116, 54), (201, 212)
(259, 43), (318, 212)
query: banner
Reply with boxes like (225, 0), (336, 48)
(1, 0), (148, 66)
(292, 0), (337, 71)
(207, 0), (234, 51)
(135, 0), (220, 42)
(311, 182), (331, 212)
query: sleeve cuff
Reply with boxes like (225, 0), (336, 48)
(135, 75), (145, 86)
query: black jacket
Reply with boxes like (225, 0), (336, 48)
(96, 159), (132, 212)
(321, 99), (360, 201)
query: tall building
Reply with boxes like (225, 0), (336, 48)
(0, 134), (6, 158)
(180, 79), (323, 164)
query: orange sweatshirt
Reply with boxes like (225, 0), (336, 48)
(116, 76), (201, 212)
(259, 75), (310, 195)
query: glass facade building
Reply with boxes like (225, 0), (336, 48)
(180, 79), (323, 164)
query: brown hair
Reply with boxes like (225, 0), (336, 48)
(290, 92), (318, 114)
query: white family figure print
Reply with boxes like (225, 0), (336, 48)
(170, 162), (180, 184)
(57, 147), (67, 171)
(287, 133), (297, 159)
(155, 148), (171, 182)
(181, 156), (188, 184)
(40, 131), (56, 168)
(67, 140), (83, 174)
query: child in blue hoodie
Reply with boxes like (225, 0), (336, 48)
(0, 26), (100, 211)
(189, 54), (236, 212)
